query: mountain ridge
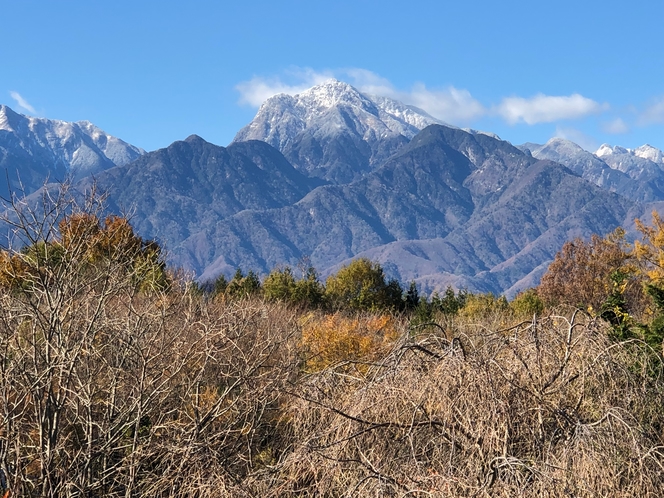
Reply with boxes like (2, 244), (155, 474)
(3, 83), (664, 298)
(0, 104), (144, 197)
(233, 79), (445, 183)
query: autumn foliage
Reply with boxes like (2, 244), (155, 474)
(300, 312), (399, 372)
(1, 187), (664, 496)
(537, 228), (636, 312)
(0, 211), (167, 293)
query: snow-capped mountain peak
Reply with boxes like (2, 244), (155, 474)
(596, 144), (629, 157)
(298, 78), (372, 112)
(0, 104), (145, 195)
(234, 79), (444, 150)
(0, 104), (22, 133)
(634, 144), (664, 164)
(596, 143), (664, 164)
(232, 79), (448, 182)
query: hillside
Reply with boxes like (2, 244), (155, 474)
(2, 82), (664, 297)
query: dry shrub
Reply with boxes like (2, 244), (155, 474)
(135, 298), (300, 497)
(300, 312), (400, 372)
(0, 275), (300, 496)
(264, 310), (664, 497)
(538, 228), (643, 314)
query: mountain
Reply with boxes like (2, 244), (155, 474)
(79, 135), (321, 265)
(187, 125), (631, 296)
(233, 79), (445, 183)
(595, 143), (664, 186)
(4, 84), (662, 298)
(0, 105), (144, 197)
(521, 138), (663, 202)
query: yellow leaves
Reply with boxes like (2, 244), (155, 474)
(460, 293), (509, 319)
(635, 211), (664, 285)
(300, 312), (399, 372)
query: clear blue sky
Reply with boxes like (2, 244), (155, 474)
(2, 0), (662, 152)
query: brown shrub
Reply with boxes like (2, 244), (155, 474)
(263, 310), (664, 497)
(538, 228), (644, 314)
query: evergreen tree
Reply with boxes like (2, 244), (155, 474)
(404, 281), (420, 311)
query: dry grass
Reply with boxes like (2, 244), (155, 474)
(256, 309), (664, 497)
(2, 275), (663, 496)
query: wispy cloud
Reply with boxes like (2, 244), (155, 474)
(553, 126), (599, 152)
(236, 67), (485, 124)
(236, 67), (608, 128)
(402, 84), (486, 123)
(235, 67), (333, 107)
(601, 117), (629, 134)
(341, 69), (486, 123)
(496, 94), (608, 125)
(639, 96), (664, 125)
(343, 68), (395, 97)
(9, 91), (36, 114)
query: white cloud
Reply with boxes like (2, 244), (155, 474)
(9, 91), (36, 114)
(346, 70), (486, 124)
(639, 96), (664, 125)
(601, 117), (629, 134)
(406, 84), (486, 123)
(496, 93), (608, 125)
(343, 68), (396, 97)
(236, 67), (610, 128)
(235, 67), (333, 107)
(553, 126), (599, 152)
(236, 67), (485, 125)
(343, 69), (485, 123)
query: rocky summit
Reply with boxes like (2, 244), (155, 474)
(233, 79), (444, 183)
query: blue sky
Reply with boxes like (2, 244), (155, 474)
(2, 0), (662, 152)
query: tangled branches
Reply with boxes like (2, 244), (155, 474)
(264, 311), (664, 497)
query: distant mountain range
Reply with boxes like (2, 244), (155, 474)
(2, 79), (664, 296)
(0, 104), (144, 198)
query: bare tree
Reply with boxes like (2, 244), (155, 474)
(0, 185), (299, 496)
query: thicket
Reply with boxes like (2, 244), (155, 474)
(0, 187), (663, 497)
(538, 220), (664, 350)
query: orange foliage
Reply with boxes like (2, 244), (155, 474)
(59, 214), (146, 263)
(300, 313), (399, 372)
(1, 213), (167, 292)
(538, 228), (636, 311)
(59, 213), (100, 251)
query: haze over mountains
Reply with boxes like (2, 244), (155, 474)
(2, 79), (663, 296)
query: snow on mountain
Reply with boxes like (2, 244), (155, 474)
(519, 138), (664, 202)
(596, 143), (664, 181)
(529, 138), (624, 186)
(233, 79), (449, 183)
(74, 120), (145, 167)
(234, 79), (444, 150)
(634, 144), (664, 164)
(596, 143), (664, 165)
(0, 104), (145, 184)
